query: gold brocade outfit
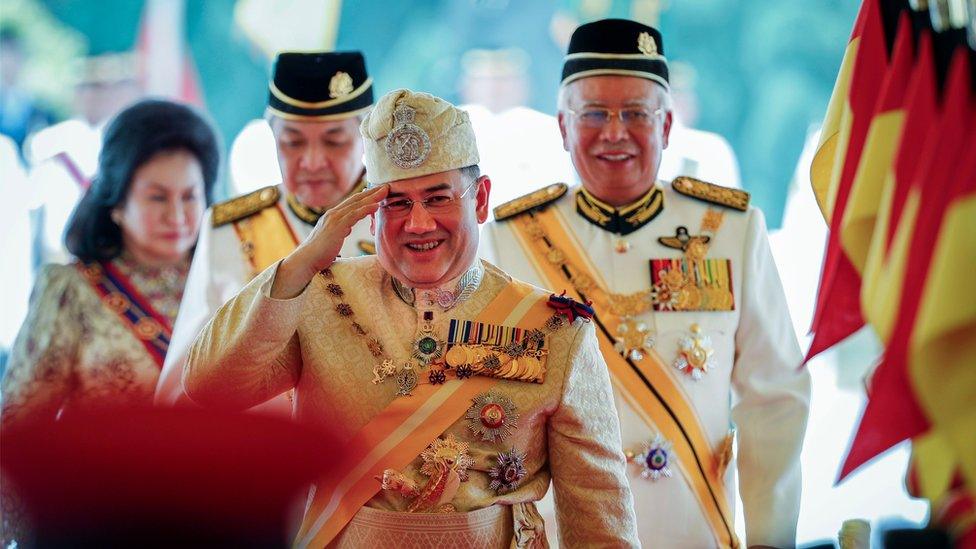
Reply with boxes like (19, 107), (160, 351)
(184, 257), (639, 547)
(1, 254), (188, 546)
(155, 183), (374, 415)
(1, 255), (188, 425)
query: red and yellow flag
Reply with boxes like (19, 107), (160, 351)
(810, 0), (872, 217)
(813, 1), (976, 540)
(806, 0), (890, 361)
(909, 72), (976, 498)
(839, 12), (914, 274)
(842, 43), (971, 481)
(860, 31), (937, 346)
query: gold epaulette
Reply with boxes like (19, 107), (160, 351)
(672, 176), (750, 212)
(493, 183), (568, 221)
(357, 239), (376, 255)
(211, 185), (281, 227)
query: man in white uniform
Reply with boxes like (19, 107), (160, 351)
(480, 19), (810, 548)
(155, 52), (376, 415)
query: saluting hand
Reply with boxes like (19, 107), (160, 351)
(271, 184), (388, 299)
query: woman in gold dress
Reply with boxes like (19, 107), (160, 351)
(1, 99), (220, 428)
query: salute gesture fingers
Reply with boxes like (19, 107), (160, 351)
(271, 184), (389, 299)
(302, 184), (388, 271)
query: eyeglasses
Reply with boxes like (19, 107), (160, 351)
(379, 180), (478, 217)
(566, 106), (665, 129)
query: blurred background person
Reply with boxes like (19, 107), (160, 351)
(0, 25), (56, 160)
(27, 51), (143, 267)
(0, 99), (220, 430)
(458, 47), (575, 212)
(0, 134), (37, 380)
(656, 61), (741, 188)
(1, 99), (218, 546)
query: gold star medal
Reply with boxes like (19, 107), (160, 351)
(673, 323), (715, 380)
(465, 391), (519, 443)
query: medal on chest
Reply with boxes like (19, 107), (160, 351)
(412, 311), (445, 366)
(379, 434), (475, 513)
(626, 433), (675, 481)
(673, 323), (715, 380)
(318, 265), (584, 398)
(651, 210), (735, 312)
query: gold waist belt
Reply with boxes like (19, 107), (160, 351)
(332, 504), (514, 548)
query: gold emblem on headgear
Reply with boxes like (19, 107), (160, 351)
(329, 71), (354, 98)
(637, 32), (658, 55)
(386, 104), (432, 169)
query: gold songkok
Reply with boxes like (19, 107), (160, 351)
(360, 89), (479, 185)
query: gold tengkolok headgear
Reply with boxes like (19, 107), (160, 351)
(360, 89), (480, 185)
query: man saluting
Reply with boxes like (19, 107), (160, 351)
(156, 52), (376, 416)
(184, 89), (639, 547)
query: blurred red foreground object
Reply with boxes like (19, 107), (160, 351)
(1, 407), (339, 547)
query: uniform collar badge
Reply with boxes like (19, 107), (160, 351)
(285, 192), (327, 226)
(393, 263), (484, 311)
(286, 177), (366, 226)
(575, 185), (664, 237)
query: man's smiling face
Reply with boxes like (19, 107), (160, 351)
(371, 168), (490, 288)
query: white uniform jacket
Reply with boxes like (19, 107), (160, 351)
(480, 180), (810, 548)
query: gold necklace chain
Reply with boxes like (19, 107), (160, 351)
(318, 266), (575, 396)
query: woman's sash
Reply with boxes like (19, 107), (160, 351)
(77, 261), (174, 370)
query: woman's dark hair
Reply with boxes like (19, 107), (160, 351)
(65, 99), (222, 262)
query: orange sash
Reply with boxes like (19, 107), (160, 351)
(294, 280), (551, 547)
(510, 207), (739, 548)
(232, 204), (300, 275)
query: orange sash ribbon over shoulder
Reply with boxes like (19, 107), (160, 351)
(294, 279), (551, 548)
(232, 204), (300, 275)
(510, 207), (739, 548)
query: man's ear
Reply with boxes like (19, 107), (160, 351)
(661, 109), (674, 149)
(557, 111), (570, 152)
(475, 175), (492, 224)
